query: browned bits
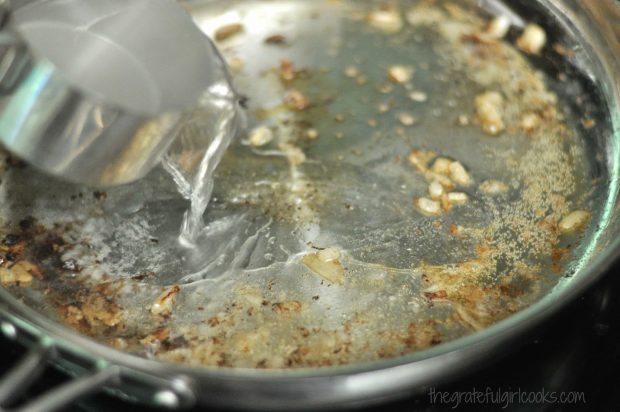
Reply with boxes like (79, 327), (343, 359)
(265, 34), (287, 45)
(108, 337), (128, 350)
(139, 327), (170, 346)
(376, 83), (393, 94)
(279, 60), (310, 82)
(284, 89), (310, 111)
(65, 306), (84, 324)
(93, 191), (107, 200)
(151, 285), (181, 317)
(407, 149), (436, 173)
(227, 57), (245, 73)
(214, 23), (244, 42)
(272, 301), (302, 313)
(553, 44), (575, 58)
(582, 118), (596, 129)
(449, 224), (462, 236)
(0, 260), (38, 286)
(279, 59), (298, 82)
(1, 235), (25, 256)
(0, 0), (594, 370)
(81, 295), (122, 327)
(424, 290), (448, 300)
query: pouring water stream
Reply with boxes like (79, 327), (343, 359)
(163, 43), (242, 248)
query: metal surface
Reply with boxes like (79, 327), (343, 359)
(0, 0), (219, 186)
(0, 0), (618, 410)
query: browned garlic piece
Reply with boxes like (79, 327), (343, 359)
(409, 91), (428, 102)
(227, 57), (245, 73)
(214, 23), (244, 41)
(520, 112), (542, 132)
(457, 114), (470, 126)
(449, 161), (472, 186)
(150, 285), (181, 317)
(367, 8), (403, 33)
(0, 261), (36, 286)
(407, 149), (436, 172)
(486, 15), (511, 39)
(387, 65), (414, 84)
(279, 143), (306, 167)
(317, 247), (341, 263)
(416, 197), (442, 216)
(305, 129), (319, 139)
(248, 126), (274, 147)
(558, 211), (590, 235)
(303, 248), (345, 285)
(480, 179), (509, 195)
(425, 171), (455, 190)
(447, 192), (469, 206)
(284, 89), (310, 111)
(398, 112), (417, 126)
(475, 91), (505, 136)
(428, 181), (445, 200)
(431, 157), (452, 176)
(517, 24), (547, 54)
(344, 66), (360, 78)
(377, 102), (391, 113)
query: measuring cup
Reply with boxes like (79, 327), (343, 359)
(0, 0), (220, 186)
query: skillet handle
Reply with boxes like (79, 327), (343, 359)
(0, 317), (197, 411)
(0, 342), (121, 412)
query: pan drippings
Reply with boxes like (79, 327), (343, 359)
(0, 0), (602, 368)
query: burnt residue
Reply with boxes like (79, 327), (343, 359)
(2, 234), (19, 246)
(61, 258), (80, 272)
(18, 217), (35, 231)
(93, 191), (107, 201)
(3, 218), (123, 336)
